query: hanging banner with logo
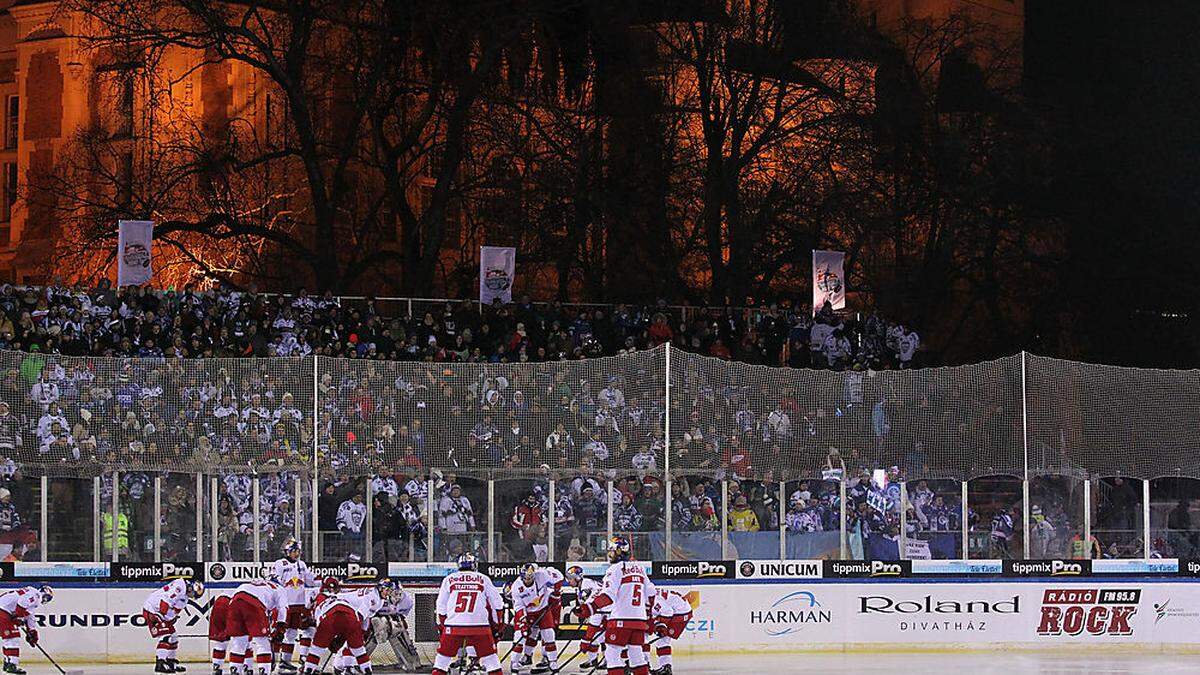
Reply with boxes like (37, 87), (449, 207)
(479, 246), (516, 305)
(812, 249), (845, 314)
(117, 220), (154, 287)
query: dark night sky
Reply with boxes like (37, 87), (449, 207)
(1025, 0), (1200, 365)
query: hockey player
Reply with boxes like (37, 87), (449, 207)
(272, 537), (316, 672)
(0, 585), (50, 675)
(209, 592), (231, 675)
(301, 580), (392, 675)
(648, 589), (692, 675)
(582, 537), (655, 675)
(509, 563), (563, 674)
(143, 579), (205, 673)
(295, 577), (340, 673)
(432, 553), (505, 675)
(226, 578), (288, 675)
(566, 566), (605, 672)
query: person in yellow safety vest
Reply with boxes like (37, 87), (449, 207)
(1068, 532), (1101, 560)
(728, 495), (760, 532)
(101, 509), (131, 558)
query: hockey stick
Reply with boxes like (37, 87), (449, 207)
(34, 642), (67, 675)
(500, 604), (552, 663)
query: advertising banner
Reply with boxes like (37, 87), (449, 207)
(117, 220), (154, 287)
(479, 246), (516, 305)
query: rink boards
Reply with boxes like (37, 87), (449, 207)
(6, 559), (1200, 663)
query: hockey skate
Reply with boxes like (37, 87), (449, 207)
(168, 659), (187, 672)
(277, 661), (299, 674)
(154, 659), (174, 674)
(577, 656), (602, 672)
(531, 659), (554, 674)
(1, 662), (24, 675)
(651, 666), (673, 675)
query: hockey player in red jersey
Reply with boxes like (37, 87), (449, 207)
(509, 562), (563, 674)
(582, 536), (655, 675)
(0, 585), (51, 675)
(432, 553), (505, 675)
(143, 579), (205, 673)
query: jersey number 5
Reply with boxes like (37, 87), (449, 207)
(454, 591), (478, 613)
(631, 584), (643, 606)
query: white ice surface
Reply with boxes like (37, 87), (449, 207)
(23, 654), (1200, 675)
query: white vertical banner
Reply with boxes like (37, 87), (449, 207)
(812, 249), (846, 313)
(479, 246), (516, 305)
(117, 220), (154, 287)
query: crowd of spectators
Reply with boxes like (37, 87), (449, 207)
(0, 281), (1170, 564)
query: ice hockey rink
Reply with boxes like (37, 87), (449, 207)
(25, 653), (1200, 675)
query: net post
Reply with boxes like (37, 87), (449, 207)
(720, 479), (729, 560)
(366, 478), (375, 563)
(153, 474), (162, 563)
(211, 476), (219, 562)
(197, 473), (206, 563)
(664, 343), (670, 483)
(293, 475), (302, 546)
(778, 480), (786, 561)
(839, 478), (847, 559)
(312, 355), (320, 561)
(92, 475), (100, 562)
(1143, 480), (1152, 559)
(606, 480), (614, 546)
(253, 475), (261, 564)
(548, 477), (556, 562)
(1083, 477), (1092, 559)
(1022, 479), (1031, 559)
(899, 481), (908, 560)
(665, 476), (673, 561)
(487, 478), (495, 561)
(426, 477), (434, 563)
(111, 470), (119, 562)
(961, 480), (969, 560)
(39, 474), (47, 563)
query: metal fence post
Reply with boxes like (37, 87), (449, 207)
(839, 478), (847, 560)
(39, 475), (47, 563)
(1022, 479), (1031, 559)
(312, 355), (321, 561)
(606, 480), (614, 546)
(487, 479), (495, 561)
(426, 477), (435, 563)
(252, 476), (261, 564)
(720, 480), (729, 560)
(778, 481), (786, 561)
(111, 470), (119, 562)
(366, 479), (374, 563)
(1143, 480), (1152, 559)
(197, 473), (205, 563)
(899, 481), (908, 560)
(961, 480), (970, 560)
(665, 477), (673, 562)
(548, 479), (556, 562)
(154, 475), (162, 562)
(1083, 477), (1092, 560)
(293, 476), (302, 546)
(311, 474), (320, 562)
(93, 476), (100, 562)
(663, 343), (671, 563)
(211, 476), (219, 562)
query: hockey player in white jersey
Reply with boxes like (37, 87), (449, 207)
(509, 563), (563, 674)
(143, 579), (205, 673)
(432, 554), (505, 675)
(226, 579), (288, 675)
(566, 566), (605, 672)
(648, 589), (692, 675)
(302, 580), (392, 675)
(582, 536), (655, 675)
(272, 537), (316, 672)
(0, 585), (51, 675)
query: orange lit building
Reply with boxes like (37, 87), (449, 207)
(0, 0), (1022, 290)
